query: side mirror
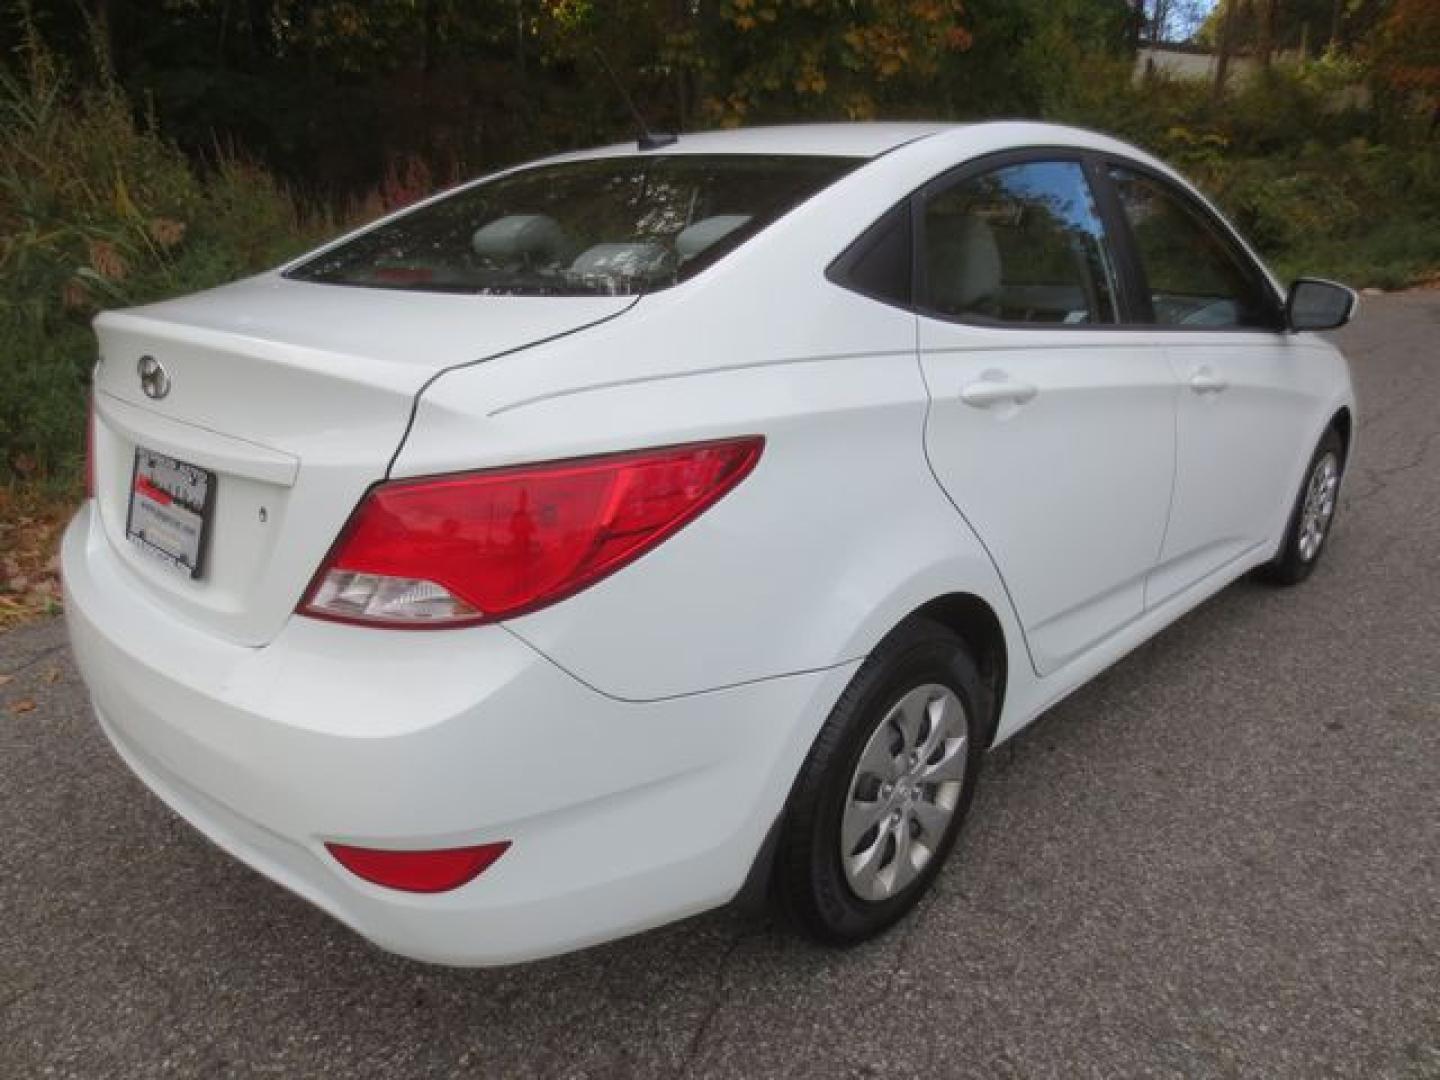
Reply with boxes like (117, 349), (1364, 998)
(1286, 278), (1357, 332)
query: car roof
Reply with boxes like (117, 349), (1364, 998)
(547, 122), (962, 161)
(536, 120), (1164, 166)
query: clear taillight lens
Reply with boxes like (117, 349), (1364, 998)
(299, 437), (764, 628)
(306, 572), (478, 624)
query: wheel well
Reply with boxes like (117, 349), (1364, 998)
(733, 591), (1012, 913)
(1330, 407), (1353, 464)
(911, 593), (1008, 748)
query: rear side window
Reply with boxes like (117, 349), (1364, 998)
(828, 203), (913, 308)
(1107, 166), (1280, 330)
(287, 154), (858, 297)
(921, 160), (1120, 326)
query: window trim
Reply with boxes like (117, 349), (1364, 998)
(824, 200), (914, 309)
(827, 144), (1288, 336)
(912, 147), (1139, 330)
(1083, 155), (1153, 324)
(283, 153), (865, 298)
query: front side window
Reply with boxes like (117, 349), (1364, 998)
(1108, 167), (1279, 329)
(921, 160), (1120, 326)
(288, 154), (858, 296)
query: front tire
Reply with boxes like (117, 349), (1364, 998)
(775, 618), (990, 945)
(1260, 427), (1345, 587)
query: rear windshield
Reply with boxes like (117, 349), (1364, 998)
(286, 154), (859, 296)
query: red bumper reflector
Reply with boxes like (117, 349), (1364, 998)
(326, 841), (510, 893)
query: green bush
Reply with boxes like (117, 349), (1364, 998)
(1054, 57), (1440, 291)
(0, 29), (323, 487)
(3, 22), (1437, 493)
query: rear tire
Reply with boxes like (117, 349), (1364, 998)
(775, 618), (990, 945)
(1259, 427), (1345, 587)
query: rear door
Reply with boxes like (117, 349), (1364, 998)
(916, 153), (1177, 676)
(1100, 163), (1312, 606)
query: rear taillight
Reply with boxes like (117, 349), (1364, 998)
(84, 394), (97, 500)
(326, 842), (510, 893)
(299, 437), (763, 628)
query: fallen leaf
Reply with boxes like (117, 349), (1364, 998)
(42, 667), (61, 684)
(7, 698), (37, 715)
(0, 674), (12, 687)
(149, 217), (187, 248)
(89, 239), (129, 281)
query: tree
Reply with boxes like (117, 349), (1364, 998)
(1256, 0), (1279, 67)
(0, 0), (1149, 192)
(693, 0), (973, 124)
(1213, 0), (1243, 95)
(1371, 0), (1440, 129)
(1198, 0), (1394, 56)
(1140, 0), (1211, 41)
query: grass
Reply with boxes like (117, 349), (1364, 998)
(1271, 218), (1440, 291)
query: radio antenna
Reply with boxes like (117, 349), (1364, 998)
(591, 49), (678, 151)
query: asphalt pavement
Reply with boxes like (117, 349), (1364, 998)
(2, 291), (1438, 1079)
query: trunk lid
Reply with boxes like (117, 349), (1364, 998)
(90, 273), (634, 646)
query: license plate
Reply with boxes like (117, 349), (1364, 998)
(125, 448), (215, 579)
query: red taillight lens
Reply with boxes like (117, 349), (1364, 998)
(299, 436), (763, 628)
(84, 394), (97, 500)
(326, 842), (510, 893)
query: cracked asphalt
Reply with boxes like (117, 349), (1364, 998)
(3, 292), (1438, 1079)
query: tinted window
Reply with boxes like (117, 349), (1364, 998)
(288, 155), (858, 296)
(921, 160), (1119, 325)
(1108, 167), (1278, 329)
(830, 203), (912, 307)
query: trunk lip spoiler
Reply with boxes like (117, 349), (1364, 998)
(96, 389), (300, 488)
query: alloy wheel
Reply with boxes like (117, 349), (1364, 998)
(840, 683), (969, 903)
(1298, 452), (1339, 562)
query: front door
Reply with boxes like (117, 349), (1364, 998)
(1101, 164), (1315, 606)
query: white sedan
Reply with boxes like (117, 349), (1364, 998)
(64, 121), (1356, 965)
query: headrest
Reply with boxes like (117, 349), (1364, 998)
(471, 215), (567, 263)
(568, 243), (672, 283)
(926, 215), (1002, 316)
(675, 215), (752, 261)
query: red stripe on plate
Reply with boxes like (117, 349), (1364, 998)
(135, 475), (173, 506)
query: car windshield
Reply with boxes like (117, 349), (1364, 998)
(286, 154), (860, 296)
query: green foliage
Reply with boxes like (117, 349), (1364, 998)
(693, 0), (973, 123)
(2, 1), (1438, 491)
(1054, 54), (1440, 294)
(1195, 0), (1392, 54)
(1370, 0), (1440, 130)
(0, 24), (324, 485)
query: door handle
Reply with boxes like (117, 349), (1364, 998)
(1189, 369), (1229, 394)
(959, 377), (1039, 409)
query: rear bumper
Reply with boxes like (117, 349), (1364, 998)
(62, 503), (855, 965)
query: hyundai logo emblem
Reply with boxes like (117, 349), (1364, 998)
(137, 355), (171, 400)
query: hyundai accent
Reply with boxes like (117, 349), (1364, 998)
(63, 121), (1357, 965)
